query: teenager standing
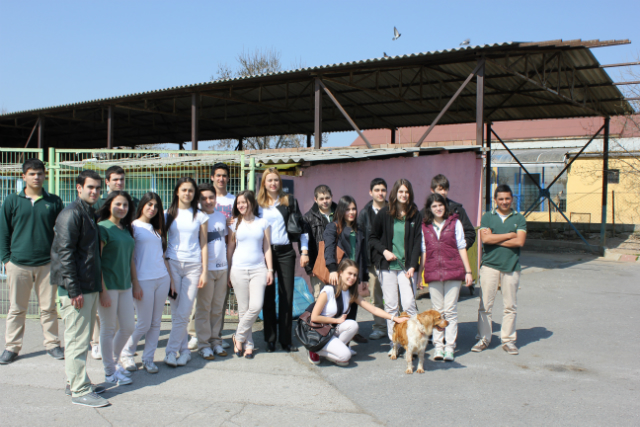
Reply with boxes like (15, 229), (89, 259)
(420, 193), (473, 362)
(257, 168), (309, 352)
(164, 177), (208, 367)
(0, 159), (64, 364)
(369, 179), (422, 354)
(96, 191), (137, 385)
(120, 192), (172, 374)
(227, 191), (273, 359)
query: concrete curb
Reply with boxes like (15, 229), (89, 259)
(524, 239), (604, 255)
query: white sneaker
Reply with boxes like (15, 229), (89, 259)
(327, 357), (348, 367)
(91, 344), (102, 360)
(434, 349), (445, 361)
(120, 356), (136, 371)
(116, 364), (132, 377)
(106, 370), (132, 385)
(176, 352), (191, 366)
(349, 348), (357, 356)
(143, 360), (159, 374)
(188, 336), (199, 351)
(199, 347), (215, 360)
(213, 344), (227, 356)
(369, 330), (387, 340)
(221, 340), (230, 349)
(164, 353), (177, 367)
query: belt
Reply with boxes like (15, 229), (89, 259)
(271, 243), (294, 253)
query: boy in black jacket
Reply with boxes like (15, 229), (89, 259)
(303, 185), (337, 298)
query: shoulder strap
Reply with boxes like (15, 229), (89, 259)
(335, 289), (345, 318)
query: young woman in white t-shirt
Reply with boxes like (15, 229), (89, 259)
(120, 192), (173, 374)
(227, 190), (273, 359)
(163, 177), (208, 368)
(310, 259), (407, 366)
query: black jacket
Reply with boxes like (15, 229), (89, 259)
(272, 194), (305, 252)
(420, 198), (476, 250)
(302, 202), (337, 274)
(369, 205), (422, 271)
(323, 222), (368, 283)
(357, 200), (386, 267)
(50, 198), (102, 298)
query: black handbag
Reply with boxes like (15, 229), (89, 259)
(295, 291), (344, 352)
(286, 195), (304, 242)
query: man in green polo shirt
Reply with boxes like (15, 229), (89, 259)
(0, 159), (65, 365)
(472, 184), (527, 356)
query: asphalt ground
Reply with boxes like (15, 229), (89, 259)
(0, 251), (639, 426)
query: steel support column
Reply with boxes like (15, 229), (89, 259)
(191, 94), (198, 150)
(390, 128), (396, 144)
(237, 137), (243, 151)
(107, 106), (113, 149)
(485, 122), (491, 212)
(476, 63), (484, 147)
(600, 117), (610, 245)
(306, 134), (311, 148)
(314, 79), (322, 149)
(37, 116), (44, 149)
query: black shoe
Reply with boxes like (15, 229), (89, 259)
(266, 343), (276, 353)
(282, 344), (298, 352)
(47, 346), (65, 360)
(352, 334), (368, 344)
(244, 352), (255, 359)
(65, 384), (106, 396)
(232, 334), (244, 357)
(0, 350), (18, 365)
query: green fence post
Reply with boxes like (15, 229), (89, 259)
(37, 149), (44, 161)
(48, 147), (55, 195)
(240, 153), (246, 191)
(248, 157), (256, 191)
(54, 150), (60, 196)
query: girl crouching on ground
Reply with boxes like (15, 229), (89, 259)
(310, 259), (407, 366)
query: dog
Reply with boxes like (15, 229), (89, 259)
(391, 310), (449, 374)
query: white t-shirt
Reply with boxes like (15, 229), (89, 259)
(422, 219), (466, 252)
(206, 211), (228, 271)
(132, 220), (169, 281)
(498, 212), (509, 223)
(320, 285), (351, 318)
(215, 193), (236, 220)
(258, 197), (309, 250)
(231, 217), (270, 269)
(165, 208), (209, 263)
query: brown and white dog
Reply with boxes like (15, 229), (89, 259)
(391, 310), (449, 374)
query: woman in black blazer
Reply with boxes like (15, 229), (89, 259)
(323, 196), (369, 344)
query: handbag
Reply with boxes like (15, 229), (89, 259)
(286, 195), (304, 242)
(295, 295), (345, 352)
(312, 241), (345, 284)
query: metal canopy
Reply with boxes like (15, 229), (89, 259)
(0, 39), (634, 149)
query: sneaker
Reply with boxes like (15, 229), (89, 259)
(444, 350), (455, 362)
(352, 334), (368, 344)
(349, 348), (357, 356)
(164, 353), (178, 368)
(105, 370), (132, 385)
(0, 350), (18, 365)
(142, 360), (159, 374)
(47, 346), (65, 360)
(471, 340), (488, 353)
(91, 344), (102, 360)
(188, 336), (199, 351)
(213, 345), (227, 357)
(434, 349), (445, 360)
(502, 342), (519, 355)
(116, 365), (132, 377)
(65, 384), (105, 396)
(199, 347), (215, 360)
(72, 392), (110, 408)
(308, 351), (320, 365)
(120, 356), (137, 371)
(176, 352), (191, 366)
(221, 340), (230, 349)
(327, 357), (348, 367)
(368, 330), (387, 340)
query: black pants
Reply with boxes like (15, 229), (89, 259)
(263, 244), (296, 346)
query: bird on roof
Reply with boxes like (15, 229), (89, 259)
(392, 27), (401, 41)
(460, 38), (470, 46)
(383, 52), (390, 58)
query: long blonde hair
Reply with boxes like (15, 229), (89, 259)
(257, 167), (289, 208)
(335, 259), (360, 305)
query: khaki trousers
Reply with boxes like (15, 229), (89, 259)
(230, 267), (267, 350)
(368, 266), (386, 333)
(4, 262), (59, 353)
(194, 270), (228, 350)
(60, 292), (99, 398)
(477, 266), (520, 345)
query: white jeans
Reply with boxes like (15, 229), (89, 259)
(122, 275), (171, 362)
(429, 280), (462, 352)
(166, 260), (201, 356)
(317, 320), (359, 363)
(380, 269), (418, 341)
(97, 289), (135, 376)
(230, 267), (267, 350)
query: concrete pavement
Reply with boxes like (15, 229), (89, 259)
(1, 251), (639, 426)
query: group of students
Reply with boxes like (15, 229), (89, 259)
(0, 159), (527, 408)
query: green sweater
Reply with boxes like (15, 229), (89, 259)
(0, 190), (64, 266)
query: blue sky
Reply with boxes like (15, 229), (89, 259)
(1, 0), (638, 148)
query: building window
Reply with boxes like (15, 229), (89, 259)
(608, 169), (620, 184)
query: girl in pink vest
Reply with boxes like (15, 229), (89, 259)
(421, 193), (473, 362)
